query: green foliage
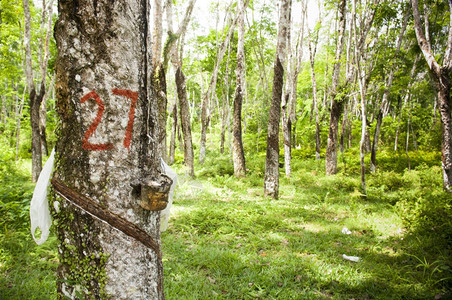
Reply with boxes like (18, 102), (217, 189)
(0, 142), (57, 299)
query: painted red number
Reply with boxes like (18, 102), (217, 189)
(112, 88), (138, 150)
(80, 90), (113, 151)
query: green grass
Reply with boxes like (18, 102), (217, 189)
(1, 147), (451, 299)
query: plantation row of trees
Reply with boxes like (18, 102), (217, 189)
(0, 0), (451, 298)
(2, 0), (449, 193)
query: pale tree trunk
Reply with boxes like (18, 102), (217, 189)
(15, 85), (26, 162)
(308, 22), (320, 160)
(165, 0), (196, 172)
(370, 7), (409, 172)
(353, 0), (381, 192)
(352, 0), (367, 194)
(283, 0), (306, 177)
(220, 92), (229, 154)
(395, 55), (420, 151)
(23, 0), (43, 182)
(38, 0), (53, 158)
(168, 96), (177, 164)
(40, 96), (48, 156)
(232, 0), (247, 177)
(176, 67), (195, 177)
(325, 0), (346, 175)
(199, 1), (249, 164)
(53, 1), (167, 298)
(411, 0), (452, 191)
(264, 0), (292, 199)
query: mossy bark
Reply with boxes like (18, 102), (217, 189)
(53, 0), (164, 298)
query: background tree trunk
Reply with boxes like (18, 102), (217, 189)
(53, 1), (165, 298)
(199, 2), (248, 163)
(168, 97), (177, 164)
(370, 8), (409, 172)
(23, 0), (42, 182)
(232, 0), (247, 177)
(309, 26), (320, 160)
(176, 67), (195, 177)
(264, 0), (292, 199)
(325, 0), (346, 175)
(411, 0), (452, 191)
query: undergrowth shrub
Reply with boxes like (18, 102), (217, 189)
(391, 166), (452, 248)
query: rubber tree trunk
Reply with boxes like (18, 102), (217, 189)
(175, 67), (195, 177)
(232, 0), (247, 177)
(169, 98), (177, 164)
(309, 36), (320, 160)
(264, 0), (292, 199)
(154, 64), (168, 161)
(411, 0), (452, 191)
(53, 1), (166, 298)
(23, 0), (43, 182)
(199, 2), (247, 163)
(325, 0), (347, 175)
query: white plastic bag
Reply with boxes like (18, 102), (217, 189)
(341, 227), (352, 235)
(342, 254), (360, 262)
(30, 148), (55, 245)
(160, 158), (177, 232)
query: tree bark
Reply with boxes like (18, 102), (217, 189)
(411, 0), (452, 191)
(264, 0), (292, 199)
(283, 1), (306, 177)
(309, 28), (321, 160)
(168, 97), (177, 164)
(232, 0), (248, 177)
(176, 67), (195, 177)
(53, 1), (165, 298)
(199, 1), (249, 164)
(325, 0), (346, 175)
(23, 0), (43, 182)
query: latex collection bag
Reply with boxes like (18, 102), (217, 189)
(30, 148), (55, 245)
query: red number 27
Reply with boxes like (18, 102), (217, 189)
(80, 89), (138, 151)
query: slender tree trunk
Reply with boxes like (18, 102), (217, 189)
(283, 1), (306, 177)
(199, 1), (249, 164)
(264, 0), (292, 199)
(169, 97), (177, 164)
(370, 8), (409, 171)
(232, 0), (247, 177)
(40, 96), (48, 156)
(220, 92), (228, 154)
(176, 67), (195, 177)
(395, 55), (420, 151)
(339, 101), (349, 153)
(325, 0), (346, 175)
(154, 65), (168, 161)
(23, 0), (43, 182)
(309, 31), (321, 160)
(411, 0), (452, 191)
(15, 85), (26, 162)
(53, 0), (166, 298)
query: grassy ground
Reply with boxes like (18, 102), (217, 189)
(162, 152), (451, 299)
(1, 149), (451, 299)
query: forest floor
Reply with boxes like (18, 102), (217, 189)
(1, 150), (451, 299)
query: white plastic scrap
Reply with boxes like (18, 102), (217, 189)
(160, 158), (177, 232)
(30, 148), (55, 245)
(342, 254), (360, 262)
(341, 227), (352, 235)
